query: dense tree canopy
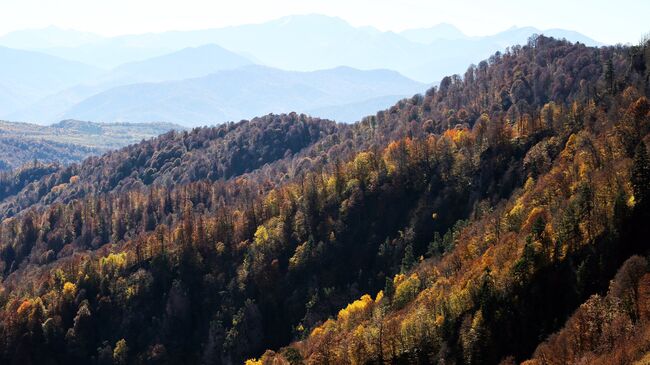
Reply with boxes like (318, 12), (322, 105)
(0, 35), (649, 365)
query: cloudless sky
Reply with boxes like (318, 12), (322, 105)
(0, 0), (647, 44)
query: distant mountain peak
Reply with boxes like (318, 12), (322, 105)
(58, 64), (425, 126)
(399, 23), (467, 44)
(101, 43), (254, 84)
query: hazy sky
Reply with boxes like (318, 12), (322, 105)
(0, 0), (647, 44)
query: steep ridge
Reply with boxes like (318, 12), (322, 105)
(0, 114), (339, 219)
(524, 255), (650, 365)
(0, 36), (648, 365)
(250, 38), (650, 364)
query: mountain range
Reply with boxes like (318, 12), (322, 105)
(0, 15), (602, 81)
(4, 44), (257, 124)
(2, 42), (427, 126)
(0, 15), (603, 126)
(56, 65), (426, 125)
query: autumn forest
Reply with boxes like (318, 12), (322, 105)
(0, 35), (649, 365)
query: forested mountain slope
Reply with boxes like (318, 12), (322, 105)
(0, 114), (338, 219)
(0, 138), (96, 172)
(524, 255), (650, 365)
(0, 36), (648, 365)
(0, 120), (179, 171)
(250, 37), (650, 364)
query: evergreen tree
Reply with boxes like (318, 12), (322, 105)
(632, 142), (650, 207)
(606, 58), (615, 94)
(400, 243), (416, 273)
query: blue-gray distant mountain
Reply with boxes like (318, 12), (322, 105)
(40, 43), (175, 69)
(401, 26), (603, 81)
(9, 15), (602, 83)
(5, 44), (255, 123)
(98, 44), (254, 85)
(306, 94), (411, 123)
(399, 23), (467, 44)
(0, 15), (604, 125)
(0, 46), (101, 116)
(60, 65), (427, 126)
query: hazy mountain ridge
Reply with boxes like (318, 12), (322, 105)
(5, 44), (257, 124)
(305, 94), (411, 123)
(53, 65), (427, 125)
(96, 44), (255, 85)
(0, 15), (602, 80)
(0, 46), (102, 115)
(399, 23), (467, 43)
(0, 15), (602, 126)
(0, 119), (180, 170)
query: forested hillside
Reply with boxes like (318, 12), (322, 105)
(0, 35), (649, 365)
(0, 120), (179, 171)
(0, 137), (96, 172)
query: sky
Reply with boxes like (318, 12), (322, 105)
(0, 0), (647, 44)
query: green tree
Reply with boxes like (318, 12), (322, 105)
(427, 231), (443, 256)
(632, 142), (650, 207)
(532, 216), (545, 239)
(400, 243), (416, 273)
(383, 277), (395, 300)
(605, 58), (615, 94)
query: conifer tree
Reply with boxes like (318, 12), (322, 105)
(632, 142), (650, 207)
